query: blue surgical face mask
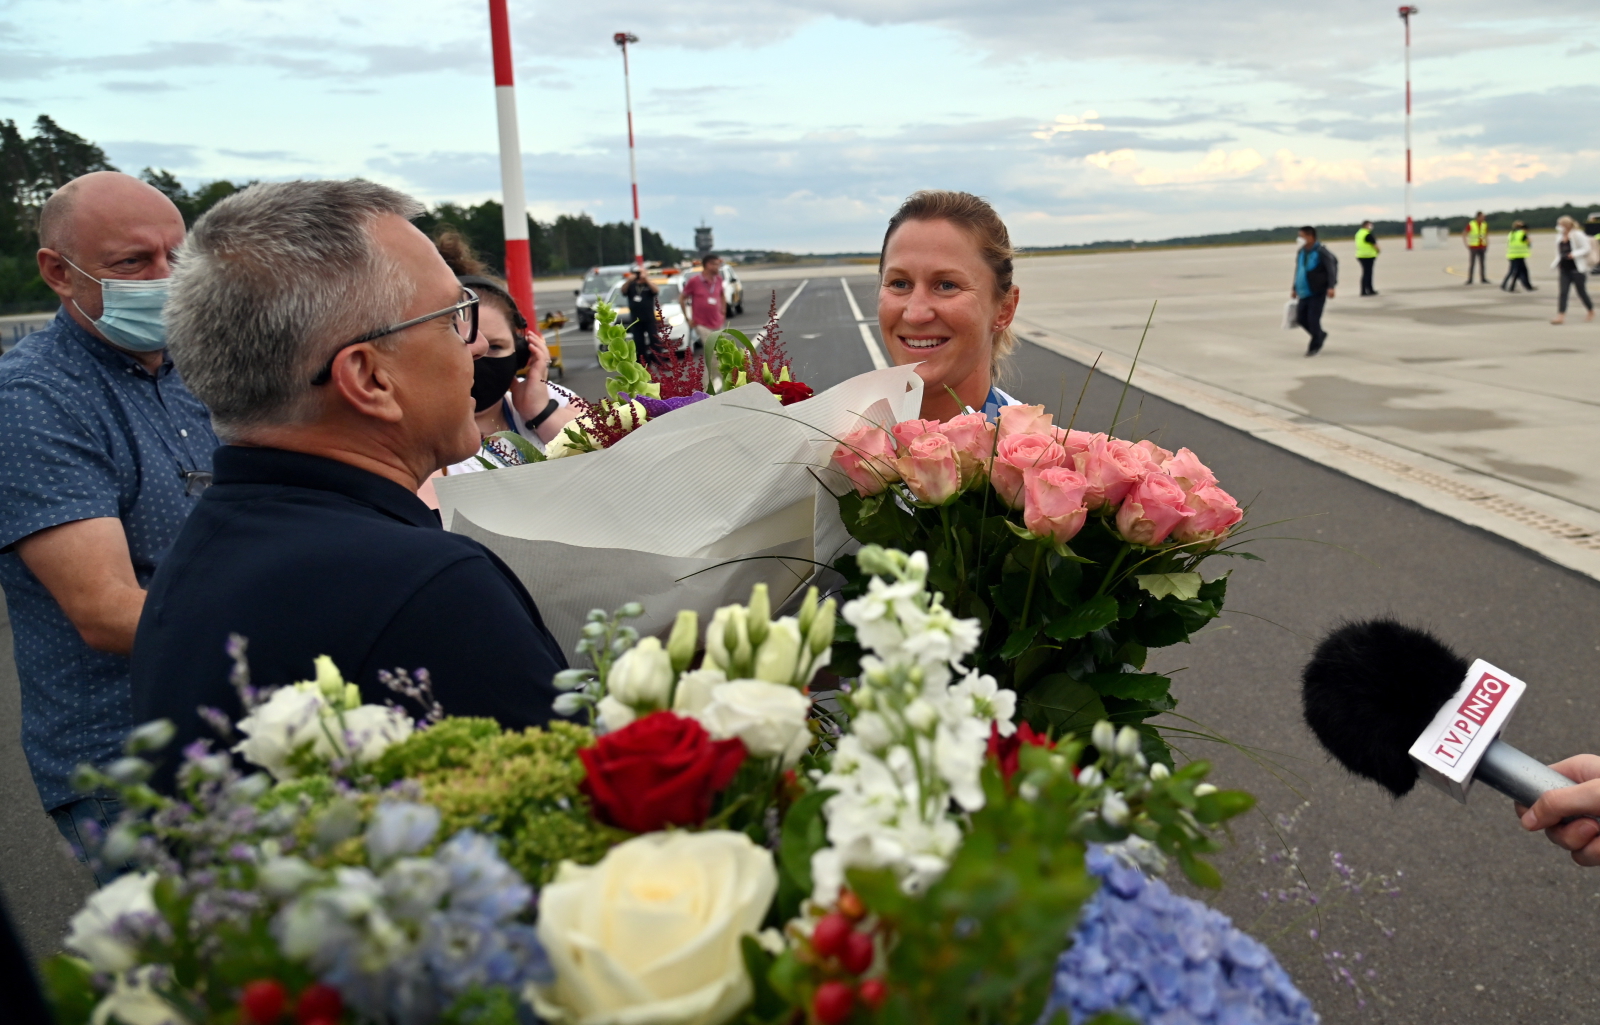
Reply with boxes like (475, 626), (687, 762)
(62, 255), (171, 352)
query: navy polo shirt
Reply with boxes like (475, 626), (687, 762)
(131, 445), (567, 789)
(0, 309), (218, 810)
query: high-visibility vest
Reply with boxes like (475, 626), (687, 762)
(1354, 228), (1378, 258)
(1467, 219), (1489, 246)
(1505, 230), (1530, 260)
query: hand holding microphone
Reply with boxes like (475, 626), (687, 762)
(1300, 619), (1600, 866)
(1515, 755), (1600, 866)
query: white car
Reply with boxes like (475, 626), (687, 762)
(594, 279), (690, 350)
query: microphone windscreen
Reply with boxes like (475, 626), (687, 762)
(1301, 618), (1469, 796)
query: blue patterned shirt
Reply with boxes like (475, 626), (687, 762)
(0, 309), (218, 809)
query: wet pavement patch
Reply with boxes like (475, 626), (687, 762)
(1449, 445), (1581, 485)
(1288, 375), (1519, 433)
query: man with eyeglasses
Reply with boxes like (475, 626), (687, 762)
(0, 171), (218, 878)
(129, 180), (566, 793)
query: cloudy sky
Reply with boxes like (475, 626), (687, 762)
(3, 0), (1596, 252)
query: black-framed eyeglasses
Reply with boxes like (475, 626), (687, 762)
(310, 287), (480, 386)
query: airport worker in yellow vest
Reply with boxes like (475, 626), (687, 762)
(1465, 211), (1490, 284)
(1501, 222), (1534, 293)
(1355, 221), (1380, 296)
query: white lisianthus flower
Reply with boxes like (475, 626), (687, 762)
(232, 659), (411, 780)
(672, 667), (727, 717)
(532, 831), (777, 1025)
(259, 856), (322, 899)
(338, 704), (414, 765)
(89, 966), (191, 1025)
(751, 618), (804, 686)
(696, 680), (813, 767)
(66, 871), (159, 973)
(595, 696), (637, 734)
(608, 636), (674, 709)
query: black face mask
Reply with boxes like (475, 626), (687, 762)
(471, 352), (520, 412)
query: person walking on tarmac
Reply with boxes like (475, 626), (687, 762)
(1291, 225), (1337, 356)
(1354, 221), (1379, 296)
(1501, 221), (1535, 293)
(1550, 216), (1594, 325)
(1464, 211), (1490, 284)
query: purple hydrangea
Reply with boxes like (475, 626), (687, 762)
(627, 391), (710, 419)
(1044, 846), (1319, 1025)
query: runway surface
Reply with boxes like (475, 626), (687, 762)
(4, 273), (1599, 1024)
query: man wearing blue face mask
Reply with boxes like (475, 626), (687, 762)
(0, 171), (219, 882)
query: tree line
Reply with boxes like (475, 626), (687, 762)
(1, 114), (683, 313)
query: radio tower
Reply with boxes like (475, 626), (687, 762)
(1400, 6), (1418, 250)
(614, 32), (645, 270)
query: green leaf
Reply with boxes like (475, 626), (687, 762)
(996, 624), (1041, 661)
(1004, 519), (1037, 540)
(1178, 847), (1223, 889)
(1044, 594), (1119, 640)
(1135, 572), (1202, 601)
(41, 956), (98, 1025)
(1235, 551), (1265, 562)
(1045, 555), (1083, 605)
(486, 430), (545, 464)
(1018, 673), (1106, 735)
(778, 788), (831, 897)
(1198, 572), (1229, 604)
(740, 935), (789, 1021)
(1132, 611), (1190, 648)
(1083, 671), (1171, 702)
(1195, 789), (1256, 824)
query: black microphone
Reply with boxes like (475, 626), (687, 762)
(1301, 619), (1580, 808)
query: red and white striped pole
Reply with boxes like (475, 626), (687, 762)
(613, 32), (645, 270)
(1400, 6), (1417, 250)
(488, 0), (536, 321)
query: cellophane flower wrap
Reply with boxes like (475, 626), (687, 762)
(43, 550), (1313, 1025)
(828, 403), (1250, 764)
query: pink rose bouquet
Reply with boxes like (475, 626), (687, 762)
(827, 400), (1253, 762)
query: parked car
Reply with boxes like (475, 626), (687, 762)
(594, 278), (690, 350)
(721, 263), (744, 318)
(573, 264), (634, 330)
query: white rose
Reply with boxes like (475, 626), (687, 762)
(532, 831), (777, 1025)
(609, 637), (674, 709)
(67, 871), (158, 973)
(672, 668), (727, 717)
(697, 680), (813, 768)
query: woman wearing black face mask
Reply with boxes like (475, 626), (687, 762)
(427, 232), (581, 483)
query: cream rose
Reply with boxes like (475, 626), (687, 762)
(532, 831), (778, 1025)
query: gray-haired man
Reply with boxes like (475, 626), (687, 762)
(130, 180), (566, 791)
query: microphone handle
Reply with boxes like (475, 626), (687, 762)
(1476, 739), (1580, 808)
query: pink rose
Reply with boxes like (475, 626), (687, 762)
(1115, 473), (1196, 546)
(1162, 447), (1217, 492)
(1130, 439), (1174, 473)
(997, 403), (1055, 442)
(1053, 428), (1102, 461)
(1023, 466), (1091, 545)
(938, 412), (997, 486)
(1074, 436), (1144, 510)
(892, 418), (942, 450)
(991, 434), (1067, 509)
(832, 424), (899, 497)
(897, 432), (962, 505)
(1173, 480), (1243, 545)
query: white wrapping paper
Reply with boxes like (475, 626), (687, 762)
(434, 366), (924, 654)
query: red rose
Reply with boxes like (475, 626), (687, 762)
(987, 721), (1054, 782)
(579, 711), (746, 833)
(765, 380), (814, 405)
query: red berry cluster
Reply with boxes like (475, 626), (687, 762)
(806, 891), (888, 1024)
(240, 980), (343, 1025)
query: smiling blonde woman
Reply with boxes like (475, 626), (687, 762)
(878, 190), (1022, 421)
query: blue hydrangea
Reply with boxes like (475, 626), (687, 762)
(1043, 847), (1319, 1025)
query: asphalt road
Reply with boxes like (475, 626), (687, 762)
(5, 275), (1600, 1024)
